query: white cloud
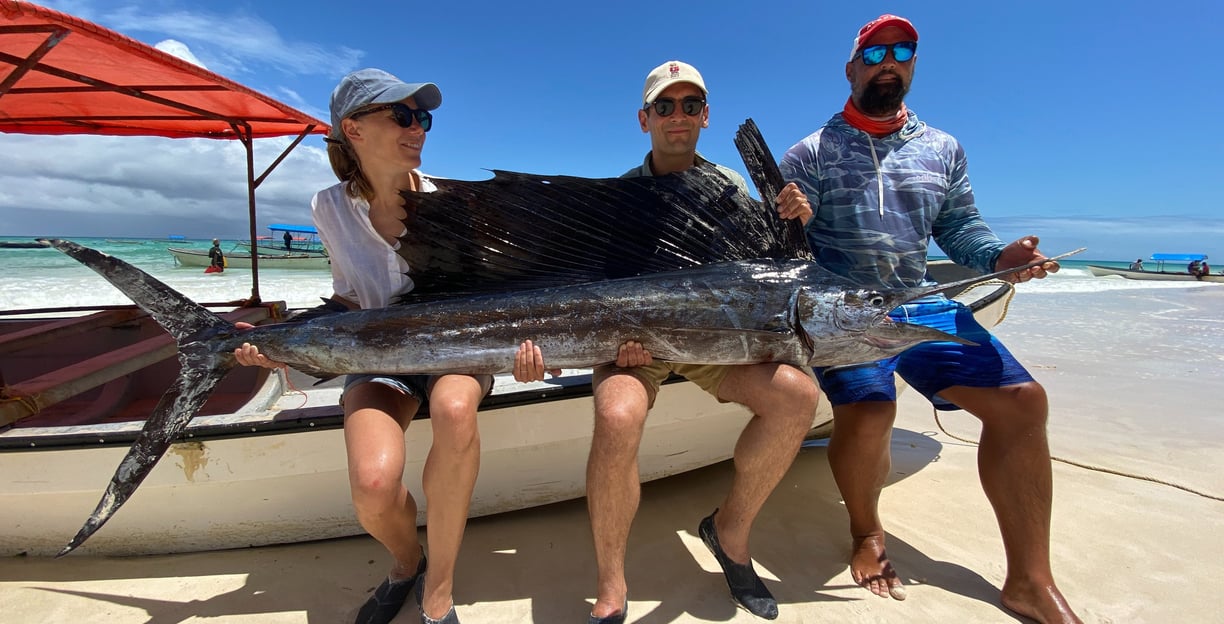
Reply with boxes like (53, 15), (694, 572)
(153, 39), (206, 68)
(981, 215), (1224, 262)
(103, 6), (362, 79)
(0, 134), (334, 238)
(38, 1), (363, 79)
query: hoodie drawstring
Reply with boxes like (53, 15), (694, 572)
(866, 134), (884, 218)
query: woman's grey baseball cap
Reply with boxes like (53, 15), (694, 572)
(328, 69), (441, 138)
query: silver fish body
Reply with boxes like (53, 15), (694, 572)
(198, 258), (958, 377)
(41, 235), (1076, 555)
(36, 117), (1083, 556)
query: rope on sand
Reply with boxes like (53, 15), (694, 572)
(933, 410), (1224, 502)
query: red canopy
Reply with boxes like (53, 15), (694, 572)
(0, 0), (328, 139)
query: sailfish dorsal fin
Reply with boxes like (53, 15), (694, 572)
(393, 119), (808, 303)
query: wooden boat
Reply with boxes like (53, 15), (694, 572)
(1088, 265), (1224, 282)
(168, 245), (331, 270)
(0, 307), (758, 555)
(1088, 253), (1221, 283)
(0, 2), (1016, 557)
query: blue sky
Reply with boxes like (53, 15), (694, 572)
(2, 0), (1220, 261)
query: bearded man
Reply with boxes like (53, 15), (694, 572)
(779, 14), (1082, 624)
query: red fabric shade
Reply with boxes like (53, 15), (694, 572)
(0, 0), (328, 139)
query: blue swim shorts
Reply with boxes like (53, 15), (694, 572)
(813, 296), (1033, 411)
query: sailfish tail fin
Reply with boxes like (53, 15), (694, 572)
(40, 239), (236, 556)
(56, 359), (229, 556)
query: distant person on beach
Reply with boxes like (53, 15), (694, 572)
(206, 238), (224, 273)
(1130, 258), (1144, 270)
(235, 68), (488, 624)
(515, 60), (819, 623)
(779, 14), (1082, 624)
(283, 230), (293, 250)
(1188, 259), (1206, 278)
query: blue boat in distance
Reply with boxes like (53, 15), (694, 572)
(169, 224), (330, 270)
(247, 224), (327, 256)
(1149, 252), (1207, 262)
(1088, 252), (1220, 282)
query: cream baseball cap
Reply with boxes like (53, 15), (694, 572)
(641, 60), (707, 106)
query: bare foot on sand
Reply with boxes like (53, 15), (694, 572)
(850, 534), (907, 600)
(1001, 579), (1082, 623)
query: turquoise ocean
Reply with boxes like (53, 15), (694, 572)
(1, 237), (332, 312)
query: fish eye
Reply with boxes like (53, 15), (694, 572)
(868, 293), (886, 307)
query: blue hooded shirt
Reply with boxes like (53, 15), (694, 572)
(779, 111), (1005, 289)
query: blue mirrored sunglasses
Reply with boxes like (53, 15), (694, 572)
(350, 102), (433, 132)
(856, 41), (917, 66)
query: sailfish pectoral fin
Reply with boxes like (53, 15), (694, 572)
(864, 322), (977, 350)
(57, 354), (229, 556)
(637, 326), (797, 364)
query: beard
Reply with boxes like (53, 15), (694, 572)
(858, 73), (909, 115)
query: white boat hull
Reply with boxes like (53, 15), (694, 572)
(0, 371), (751, 556)
(168, 247), (330, 270)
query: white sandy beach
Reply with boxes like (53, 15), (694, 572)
(2, 283), (1222, 623)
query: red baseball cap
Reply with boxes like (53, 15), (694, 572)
(849, 14), (919, 61)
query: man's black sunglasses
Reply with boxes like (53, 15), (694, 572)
(350, 102), (433, 132)
(645, 96), (706, 117)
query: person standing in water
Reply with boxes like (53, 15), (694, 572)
(206, 238), (224, 273)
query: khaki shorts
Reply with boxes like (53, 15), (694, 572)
(593, 361), (733, 408)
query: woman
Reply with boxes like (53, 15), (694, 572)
(236, 68), (485, 624)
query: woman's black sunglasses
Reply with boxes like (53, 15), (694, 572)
(645, 96), (706, 117)
(350, 102), (433, 132)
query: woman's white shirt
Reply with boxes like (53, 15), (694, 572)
(311, 173), (437, 309)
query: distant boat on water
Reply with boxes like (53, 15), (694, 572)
(1088, 253), (1222, 283)
(168, 245), (331, 270)
(169, 225), (329, 270)
(238, 224), (328, 258)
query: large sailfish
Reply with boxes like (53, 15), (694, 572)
(47, 120), (1076, 555)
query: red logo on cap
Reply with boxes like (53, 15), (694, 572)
(668, 63), (680, 77)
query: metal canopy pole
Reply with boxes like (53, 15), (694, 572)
(234, 122), (260, 303)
